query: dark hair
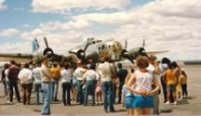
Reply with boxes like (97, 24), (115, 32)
(24, 63), (29, 68)
(104, 56), (110, 62)
(4, 63), (9, 69)
(10, 60), (16, 65)
(117, 63), (122, 69)
(161, 57), (171, 64)
(89, 64), (96, 70)
(168, 63), (174, 69)
(136, 56), (149, 69)
(131, 68), (135, 73)
(53, 63), (57, 68)
(64, 64), (69, 69)
(172, 61), (178, 68)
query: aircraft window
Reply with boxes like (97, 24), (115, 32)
(102, 45), (105, 49)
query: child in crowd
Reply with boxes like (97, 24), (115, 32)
(95, 80), (102, 105)
(180, 70), (188, 98)
(164, 63), (178, 105)
(122, 69), (134, 115)
(176, 71), (182, 101)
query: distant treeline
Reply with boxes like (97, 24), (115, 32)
(184, 60), (201, 65)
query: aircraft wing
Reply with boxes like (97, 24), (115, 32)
(146, 50), (169, 55)
(0, 53), (33, 63)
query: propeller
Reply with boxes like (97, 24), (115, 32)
(69, 37), (102, 61)
(43, 37), (54, 59)
(121, 40), (128, 58)
(120, 39), (135, 63)
(139, 39), (148, 57)
(120, 39), (148, 63)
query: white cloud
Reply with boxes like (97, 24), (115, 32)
(0, 0), (7, 11)
(1, 0), (201, 61)
(0, 28), (20, 38)
(144, 0), (201, 19)
(22, 0), (201, 60)
(0, 42), (30, 53)
(38, 20), (90, 32)
(32, 0), (129, 13)
(68, 0), (201, 60)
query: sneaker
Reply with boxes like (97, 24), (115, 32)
(165, 101), (170, 105)
(7, 101), (13, 105)
(178, 98), (182, 101)
(174, 101), (177, 105)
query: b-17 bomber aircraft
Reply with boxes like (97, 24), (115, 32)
(69, 38), (168, 64)
(0, 37), (168, 65)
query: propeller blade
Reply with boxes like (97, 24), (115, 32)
(44, 37), (49, 48)
(142, 39), (145, 48)
(69, 50), (77, 55)
(83, 43), (90, 52)
(147, 50), (169, 55)
(124, 40), (127, 49)
(84, 38), (102, 51)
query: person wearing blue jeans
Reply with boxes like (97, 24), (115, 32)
(8, 80), (21, 103)
(73, 61), (86, 105)
(2, 80), (7, 96)
(83, 64), (99, 106)
(8, 61), (21, 103)
(97, 57), (116, 112)
(40, 58), (53, 115)
(102, 81), (114, 112)
(41, 82), (52, 114)
(84, 80), (96, 106)
(77, 80), (84, 104)
(51, 80), (56, 101)
(32, 64), (42, 105)
(35, 83), (41, 104)
(1, 63), (9, 97)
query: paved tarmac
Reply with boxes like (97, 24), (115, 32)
(0, 65), (201, 115)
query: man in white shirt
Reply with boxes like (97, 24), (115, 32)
(60, 63), (73, 106)
(97, 57), (115, 112)
(73, 60), (86, 104)
(83, 64), (99, 106)
(18, 63), (33, 105)
(32, 64), (41, 105)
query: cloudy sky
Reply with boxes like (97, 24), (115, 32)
(0, 0), (200, 61)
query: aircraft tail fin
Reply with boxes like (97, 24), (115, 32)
(32, 38), (40, 53)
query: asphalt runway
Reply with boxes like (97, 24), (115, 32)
(0, 65), (201, 115)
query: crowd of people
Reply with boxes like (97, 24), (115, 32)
(0, 55), (188, 115)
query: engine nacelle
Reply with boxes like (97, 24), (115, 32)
(43, 48), (54, 59)
(76, 49), (85, 60)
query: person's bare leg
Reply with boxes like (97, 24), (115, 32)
(143, 108), (152, 115)
(134, 108), (143, 115)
